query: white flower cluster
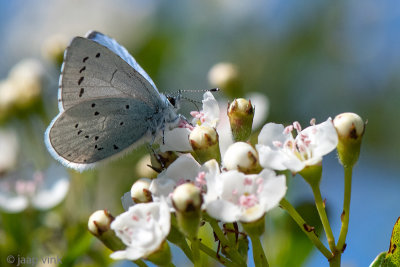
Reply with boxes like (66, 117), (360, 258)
(0, 129), (70, 213)
(110, 92), (339, 261)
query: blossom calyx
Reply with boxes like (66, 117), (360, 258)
(333, 113), (365, 168)
(189, 125), (221, 164)
(172, 183), (203, 238)
(228, 98), (255, 142)
(223, 142), (261, 174)
(131, 178), (152, 203)
(88, 210), (125, 251)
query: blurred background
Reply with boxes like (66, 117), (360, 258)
(0, 0), (399, 266)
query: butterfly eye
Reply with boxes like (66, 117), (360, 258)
(167, 96), (176, 107)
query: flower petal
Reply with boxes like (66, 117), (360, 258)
(121, 191), (134, 211)
(258, 169), (287, 211)
(160, 128), (192, 152)
(201, 92), (220, 127)
(303, 118), (338, 158)
(164, 154), (200, 181)
(111, 200), (170, 261)
(258, 123), (289, 147)
(0, 193), (28, 213)
(206, 199), (242, 222)
(256, 145), (289, 171)
(31, 164), (69, 210)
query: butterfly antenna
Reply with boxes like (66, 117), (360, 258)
(176, 88), (219, 111)
(181, 96), (201, 111)
(179, 88), (219, 94)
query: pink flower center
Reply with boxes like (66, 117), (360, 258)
(239, 194), (259, 208)
(190, 111), (206, 124)
(178, 119), (194, 130)
(195, 171), (206, 186)
(280, 121), (318, 161)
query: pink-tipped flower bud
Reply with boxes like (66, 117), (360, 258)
(172, 183), (203, 238)
(88, 210), (125, 251)
(228, 98), (255, 142)
(189, 125), (221, 164)
(223, 142), (261, 174)
(333, 112), (365, 167)
(131, 178), (152, 203)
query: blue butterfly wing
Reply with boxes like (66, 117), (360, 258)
(86, 31), (158, 91)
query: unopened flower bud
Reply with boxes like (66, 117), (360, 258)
(208, 62), (242, 96)
(150, 151), (178, 172)
(136, 154), (157, 178)
(228, 98), (254, 141)
(333, 113), (365, 168)
(88, 210), (125, 251)
(0, 129), (19, 175)
(172, 183), (203, 238)
(6, 59), (45, 112)
(88, 210), (113, 236)
(223, 142), (261, 174)
(131, 178), (152, 203)
(189, 125), (221, 164)
(41, 34), (68, 66)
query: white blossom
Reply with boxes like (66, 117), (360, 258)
(110, 200), (170, 261)
(204, 168), (286, 223)
(0, 163), (69, 213)
(256, 118), (338, 172)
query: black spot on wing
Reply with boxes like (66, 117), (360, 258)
(78, 76), (84, 85)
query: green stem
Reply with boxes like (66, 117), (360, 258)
(133, 260), (148, 267)
(191, 237), (201, 267)
(311, 186), (337, 253)
(329, 252), (341, 267)
(197, 242), (238, 267)
(337, 165), (353, 251)
(207, 217), (234, 247)
(249, 234), (268, 267)
(224, 223), (237, 248)
(205, 216), (246, 265)
(168, 224), (193, 262)
(280, 198), (332, 259)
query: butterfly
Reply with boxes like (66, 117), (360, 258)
(45, 31), (181, 171)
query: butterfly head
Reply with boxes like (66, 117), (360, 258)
(166, 93), (181, 111)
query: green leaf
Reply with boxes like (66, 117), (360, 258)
(383, 217), (400, 266)
(370, 217), (400, 267)
(370, 252), (387, 267)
